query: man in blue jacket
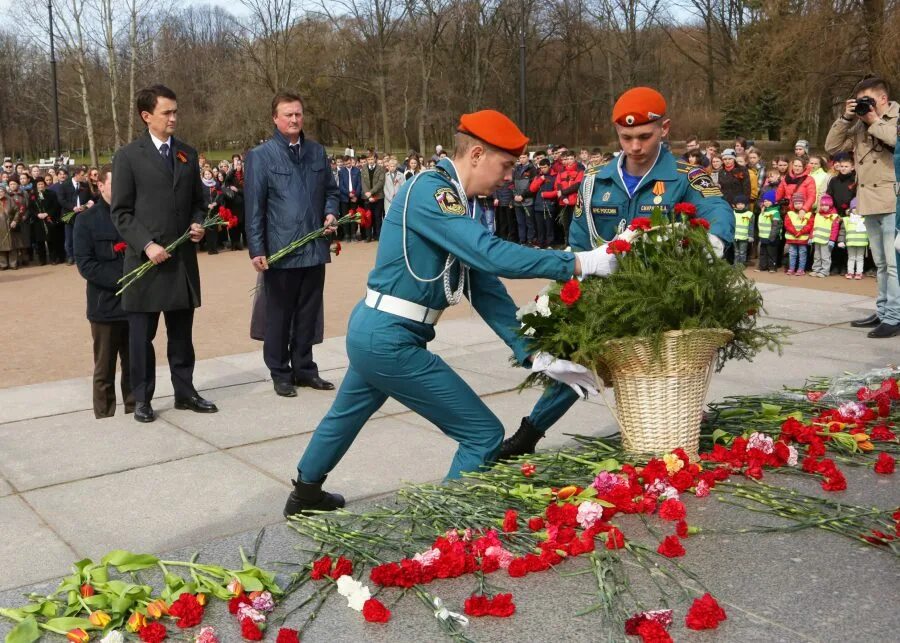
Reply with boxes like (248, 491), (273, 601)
(246, 92), (340, 397)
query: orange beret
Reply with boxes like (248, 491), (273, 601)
(612, 87), (667, 127)
(457, 110), (529, 156)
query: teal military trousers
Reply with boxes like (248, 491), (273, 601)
(527, 380), (580, 434)
(297, 302), (505, 481)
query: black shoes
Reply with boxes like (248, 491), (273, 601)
(851, 313), (881, 328)
(134, 402), (155, 423)
(174, 395), (219, 413)
(274, 381), (297, 397)
(294, 376), (335, 391)
(498, 417), (544, 460)
(283, 476), (345, 517)
(868, 322), (900, 338)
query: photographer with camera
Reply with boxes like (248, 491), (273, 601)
(825, 77), (900, 338)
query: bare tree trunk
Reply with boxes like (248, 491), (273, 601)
(66, 0), (98, 166)
(100, 0), (121, 148)
(377, 51), (390, 152)
(127, 2), (137, 142)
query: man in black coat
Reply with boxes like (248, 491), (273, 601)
(246, 91), (339, 397)
(57, 166), (94, 265)
(30, 176), (63, 264)
(111, 84), (217, 423)
(74, 165), (135, 418)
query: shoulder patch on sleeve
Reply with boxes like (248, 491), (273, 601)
(434, 187), (466, 215)
(676, 160), (692, 173)
(687, 169), (723, 197)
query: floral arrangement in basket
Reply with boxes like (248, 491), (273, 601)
(516, 203), (787, 388)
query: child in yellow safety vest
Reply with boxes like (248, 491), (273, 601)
(732, 194), (754, 266)
(755, 190), (781, 273)
(841, 197), (868, 280)
(810, 194), (841, 278)
(784, 192), (813, 276)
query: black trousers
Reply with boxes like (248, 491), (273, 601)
(367, 200), (384, 241)
(263, 265), (325, 384)
(128, 308), (196, 403)
(495, 205), (515, 240)
(90, 320), (134, 418)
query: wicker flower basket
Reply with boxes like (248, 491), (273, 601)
(598, 328), (734, 461)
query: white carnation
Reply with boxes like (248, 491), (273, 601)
(535, 294), (551, 317)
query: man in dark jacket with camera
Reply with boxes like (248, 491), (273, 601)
(246, 91), (340, 397)
(74, 165), (135, 418)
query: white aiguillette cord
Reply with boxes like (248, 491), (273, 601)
(400, 160), (472, 307)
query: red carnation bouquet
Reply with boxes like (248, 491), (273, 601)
(266, 211), (360, 266)
(116, 205), (239, 295)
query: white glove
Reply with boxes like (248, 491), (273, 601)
(531, 352), (599, 398)
(575, 244), (618, 279)
(894, 232), (900, 253)
(709, 234), (725, 258)
(615, 228), (639, 243)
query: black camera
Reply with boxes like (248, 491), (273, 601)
(854, 96), (876, 115)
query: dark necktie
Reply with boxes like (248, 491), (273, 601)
(159, 142), (173, 170)
(289, 144), (300, 162)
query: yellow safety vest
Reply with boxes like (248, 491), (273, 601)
(812, 212), (838, 244)
(785, 211), (810, 242)
(842, 215), (868, 247)
(757, 207), (780, 239)
(733, 210), (753, 241)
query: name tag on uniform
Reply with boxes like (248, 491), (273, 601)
(592, 206), (618, 215)
(639, 204), (670, 213)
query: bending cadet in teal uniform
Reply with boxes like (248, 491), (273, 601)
(283, 110), (623, 516)
(499, 86), (736, 460)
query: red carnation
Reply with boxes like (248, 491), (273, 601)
(240, 618), (264, 641)
(362, 598), (391, 623)
(676, 520), (690, 538)
(605, 526), (625, 550)
(520, 462), (536, 477)
(331, 556), (353, 579)
(870, 425), (896, 441)
(559, 278), (582, 306)
(502, 509), (518, 533)
(310, 555), (332, 580)
(276, 629), (300, 643)
(139, 622), (168, 643)
(507, 557), (528, 577)
(673, 202), (697, 217)
(606, 239), (631, 255)
(689, 218), (710, 230)
(874, 452), (895, 475)
(487, 593), (516, 617)
(331, 240), (342, 256)
(685, 593), (727, 630)
(527, 516), (545, 531)
(636, 619), (673, 643)
(113, 242), (128, 253)
(480, 556), (500, 573)
(168, 593), (204, 628)
(658, 498), (686, 521)
(228, 593), (249, 614)
(464, 594), (489, 616)
(656, 535), (686, 558)
(628, 216), (652, 231)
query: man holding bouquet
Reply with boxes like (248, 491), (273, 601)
(500, 86), (735, 459)
(111, 84), (218, 423)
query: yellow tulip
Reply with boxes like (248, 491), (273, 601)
(66, 629), (89, 643)
(196, 593), (208, 606)
(858, 440), (875, 452)
(126, 612), (146, 632)
(227, 579), (243, 596)
(146, 599), (168, 619)
(88, 611), (111, 628)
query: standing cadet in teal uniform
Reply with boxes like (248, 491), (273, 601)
(283, 110), (624, 516)
(500, 87), (736, 459)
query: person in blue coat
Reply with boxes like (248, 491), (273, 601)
(283, 110), (623, 515)
(246, 91), (340, 397)
(500, 86), (736, 460)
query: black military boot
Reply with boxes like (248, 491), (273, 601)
(283, 476), (346, 517)
(498, 417), (544, 460)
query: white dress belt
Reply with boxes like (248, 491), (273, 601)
(365, 288), (444, 325)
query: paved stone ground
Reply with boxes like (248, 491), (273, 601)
(1, 282), (898, 641)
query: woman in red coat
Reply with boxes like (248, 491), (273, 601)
(775, 157), (817, 213)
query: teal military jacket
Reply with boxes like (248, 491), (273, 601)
(569, 148), (735, 251)
(366, 159), (577, 364)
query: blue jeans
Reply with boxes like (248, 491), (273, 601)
(787, 244), (807, 272)
(864, 213), (900, 324)
(514, 204), (535, 243)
